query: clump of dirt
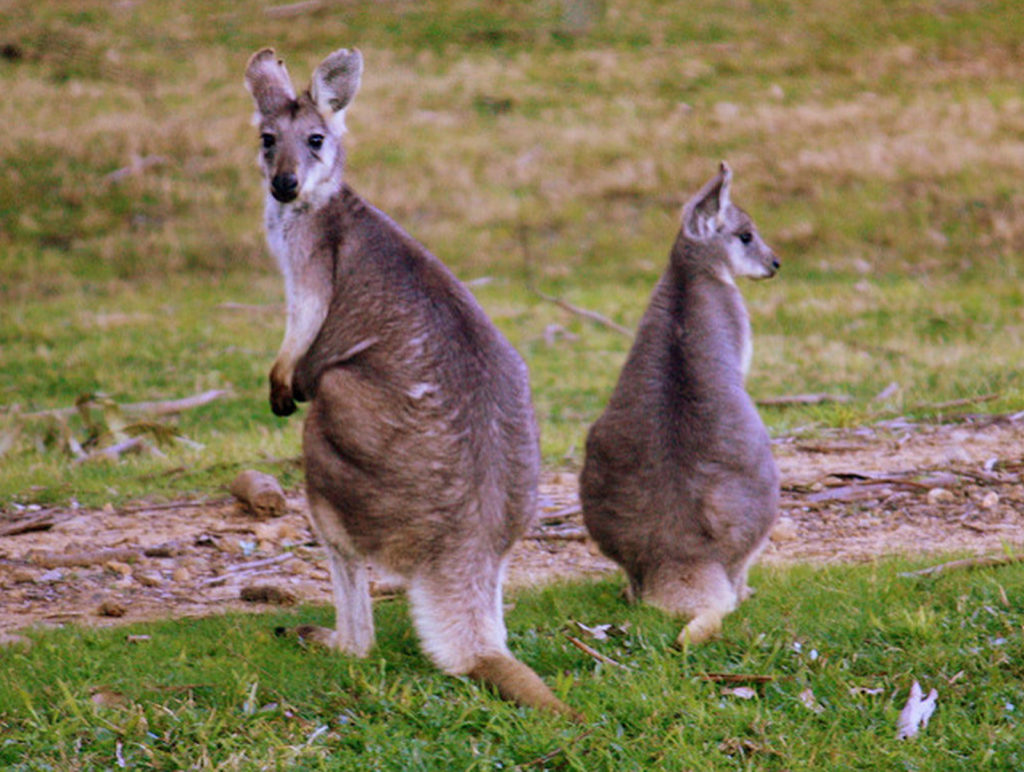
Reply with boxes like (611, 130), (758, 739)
(1, 417), (1021, 633)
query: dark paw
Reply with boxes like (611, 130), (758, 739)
(269, 385), (297, 417)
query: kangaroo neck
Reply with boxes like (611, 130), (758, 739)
(655, 251), (751, 381)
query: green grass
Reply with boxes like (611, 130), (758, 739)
(2, 4), (1024, 763)
(3, 0), (1024, 505)
(2, 560), (1022, 769)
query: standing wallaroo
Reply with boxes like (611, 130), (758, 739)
(244, 47), (576, 718)
(580, 162), (781, 647)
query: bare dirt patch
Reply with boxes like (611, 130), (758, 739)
(2, 417), (1022, 633)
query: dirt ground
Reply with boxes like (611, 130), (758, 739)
(2, 415), (1022, 634)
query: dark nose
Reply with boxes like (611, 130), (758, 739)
(771, 256), (781, 271)
(271, 173), (298, 202)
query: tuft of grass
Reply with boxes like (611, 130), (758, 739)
(1, 560), (1022, 768)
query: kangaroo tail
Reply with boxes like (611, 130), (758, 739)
(468, 653), (582, 721)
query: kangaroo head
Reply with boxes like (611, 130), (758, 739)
(680, 162), (780, 281)
(244, 47), (363, 206)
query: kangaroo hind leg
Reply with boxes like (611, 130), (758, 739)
(305, 491), (375, 657)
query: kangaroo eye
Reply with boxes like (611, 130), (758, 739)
(738, 231), (753, 245)
(260, 133), (276, 150)
(308, 134), (324, 150)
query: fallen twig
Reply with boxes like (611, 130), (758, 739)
(899, 554), (1024, 578)
(0, 508), (72, 537)
(565, 634), (629, 669)
(23, 389), (230, 421)
(103, 155), (167, 183)
(30, 547), (141, 568)
(698, 672), (777, 684)
(518, 221), (633, 338)
(757, 393), (852, 407)
(526, 525), (588, 541)
(264, 0), (323, 18)
(908, 393), (1000, 413)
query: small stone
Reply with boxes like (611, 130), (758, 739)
(133, 570), (161, 587)
(770, 517), (799, 542)
(98, 600), (127, 617)
(105, 560), (133, 577)
(171, 566), (191, 583)
(926, 488), (955, 505)
(979, 491), (1000, 509)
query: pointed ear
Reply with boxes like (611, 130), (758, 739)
(682, 161), (733, 240)
(311, 48), (363, 134)
(245, 48), (296, 118)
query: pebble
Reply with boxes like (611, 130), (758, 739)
(771, 517), (799, 542)
(979, 491), (999, 509)
(926, 488), (955, 504)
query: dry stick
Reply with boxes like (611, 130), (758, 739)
(565, 634), (630, 669)
(0, 508), (71, 537)
(909, 393), (1000, 413)
(518, 221), (634, 338)
(899, 554), (1024, 578)
(757, 393), (852, 407)
(698, 672), (777, 684)
(526, 526), (588, 541)
(22, 389), (230, 421)
(31, 547), (142, 568)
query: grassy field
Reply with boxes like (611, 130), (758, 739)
(2, 0), (1024, 507)
(2, 560), (1022, 769)
(2, 1), (1024, 768)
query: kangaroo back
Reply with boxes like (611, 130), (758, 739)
(580, 162), (780, 645)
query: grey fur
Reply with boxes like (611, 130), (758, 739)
(580, 162), (781, 646)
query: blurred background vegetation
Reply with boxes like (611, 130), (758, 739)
(1, 0), (1023, 507)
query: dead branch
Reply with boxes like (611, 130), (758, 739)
(526, 525), (588, 541)
(264, 0), (323, 18)
(757, 393), (852, 407)
(103, 155), (167, 184)
(908, 393), (1000, 413)
(899, 554), (1024, 578)
(0, 508), (72, 537)
(30, 547), (141, 568)
(22, 389), (230, 421)
(537, 504), (582, 524)
(565, 634), (629, 669)
(517, 221), (634, 338)
(698, 672), (777, 684)
(229, 470), (287, 518)
(73, 437), (146, 465)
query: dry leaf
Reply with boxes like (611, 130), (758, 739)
(798, 688), (825, 714)
(90, 688), (128, 708)
(897, 680), (938, 739)
(572, 620), (630, 640)
(722, 686), (757, 699)
(849, 686), (885, 697)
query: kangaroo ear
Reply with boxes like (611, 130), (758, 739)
(245, 49), (296, 118)
(311, 48), (363, 134)
(683, 161), (733, 240)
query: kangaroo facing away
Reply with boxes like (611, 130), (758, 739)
(579, 162), (780, 647)
(244, 47), (575, 718)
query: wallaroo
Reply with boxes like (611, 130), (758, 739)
(244, 47), (577, 718)
(580, 162), (780, 647)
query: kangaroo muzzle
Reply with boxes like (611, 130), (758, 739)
(271, 172), (299, 203)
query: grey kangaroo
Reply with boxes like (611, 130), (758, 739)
(579, 162), (780, 646)
(244, 47), (575, 717)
